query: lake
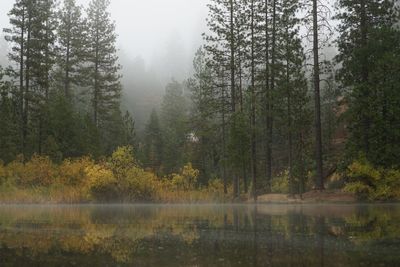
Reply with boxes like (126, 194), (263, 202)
(0, 204), (399, 266)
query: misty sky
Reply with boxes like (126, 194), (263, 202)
(0, 0), (210, 69)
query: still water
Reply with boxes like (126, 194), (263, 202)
(0, 204), (399, 267)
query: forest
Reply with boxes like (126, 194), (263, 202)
(0, 0), (399, 203)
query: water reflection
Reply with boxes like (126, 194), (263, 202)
(0, 204), (399, 267)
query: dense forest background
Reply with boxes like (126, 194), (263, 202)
(0, 0), (399, 201)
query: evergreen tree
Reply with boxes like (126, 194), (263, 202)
(55, 0), (86, 99)
(143, 109), (163, 174)
(85, 0), (122, 129)
(187, 48), (219, 184)
(3, 0), (28, 155)
(204, 0), (243, 198)
(336, 0), (400, 167)
(161, 80), (189, 174)
(0, 67), (19, 163)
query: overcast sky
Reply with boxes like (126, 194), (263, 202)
(0, 0), (210, 67)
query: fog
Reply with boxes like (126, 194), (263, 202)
(0, 0), (210, 129)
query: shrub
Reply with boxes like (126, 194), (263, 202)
(85, 164), (118, 201)
(110, 146), (136, 178)
(85, 146), (159, 202)
(59, 157), (93, 186)
(271, 170), (289, 194)
(170, 163), (199, 191)
(344, 158), (400, 201)
(122, 167), (159, 202)
(17, 155), (57, 187)
(207, 179), (225, 194)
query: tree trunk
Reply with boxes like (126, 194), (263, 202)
(286, 25), (293, 194)
(360, 0), (370, 156)
(19, 6), (25, 155)
(250, 0), (257, 201)
(24, 11), (32, 158)
(266, 0), (277, 191)
(313, 0), (324, 190)
(264, 0), (271, 192)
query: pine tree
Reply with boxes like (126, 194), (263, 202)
(85, 0), (121, 129)
(336, 0), (400, 167)
(204, 0), (243, 198)
(0, 67), (19, 163)
(279, 0), (308, 193)
(55, 0), (86, 99)
(160, 80), (189, 174)
(187, 48), (219, 184)
(4, 0), (57, 156)
(3, 0), (28, 155)
(143, 109), (163, 174)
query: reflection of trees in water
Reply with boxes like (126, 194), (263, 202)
(0, 205), (399, 266)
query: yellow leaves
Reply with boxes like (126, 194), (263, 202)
(345, 159), (400, 201)
(0, 147), (226, 203)
(207, 179), (224, 194)
(110, 146), (136, 177)
(344, 181), (373, 200)
(85, 164), (118, 201)
(348, 160), (381, 181)
(169, 163), (199, 191)
(271, 170), (290, 194)
(59, 157), (94, 186)
(18, 155), (57, 187)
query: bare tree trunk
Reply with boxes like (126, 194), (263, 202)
(266, 0), (277, 190)
(360, 0), (370, 155)
(264, 0), (271, 192)
(313, 0), (324, 190)
(221, 71), (228, 195)
(19, 6), (25, 156)
(65, 13), (71, 99)
(286, 24), (293, 194)
(229, 0), (239, 199)
(250, 0), (257, 201)
(94, 26), (99, 126)
(23, 10), (32, 158)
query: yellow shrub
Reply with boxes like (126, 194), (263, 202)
(59, 157), (94, 186)
(122, 167), (160, 201)
(110, 146), (136, 178)
(170, 163), (199, 191)
(207, 179), (225, 194)
(271, 170), (289, 194)
(16, 155), (57, 187)
(4, 156), (24, 185)
(344, 182), (373, 200)
(345, 159), (400, 201)
(85, 164), (118, 201)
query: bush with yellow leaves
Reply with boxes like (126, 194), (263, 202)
(59, 157), (94, 186)
(85, 146), (159, 202)
(344, 158), (400, 201)
(0, 146), (226, 203)
(14, 155), (57, 187)
(271, 170), (290, 194)
(169, 163), (199, 191)
(85, 164), (118, 201)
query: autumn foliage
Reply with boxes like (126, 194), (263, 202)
(0, 146), (227, 203)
